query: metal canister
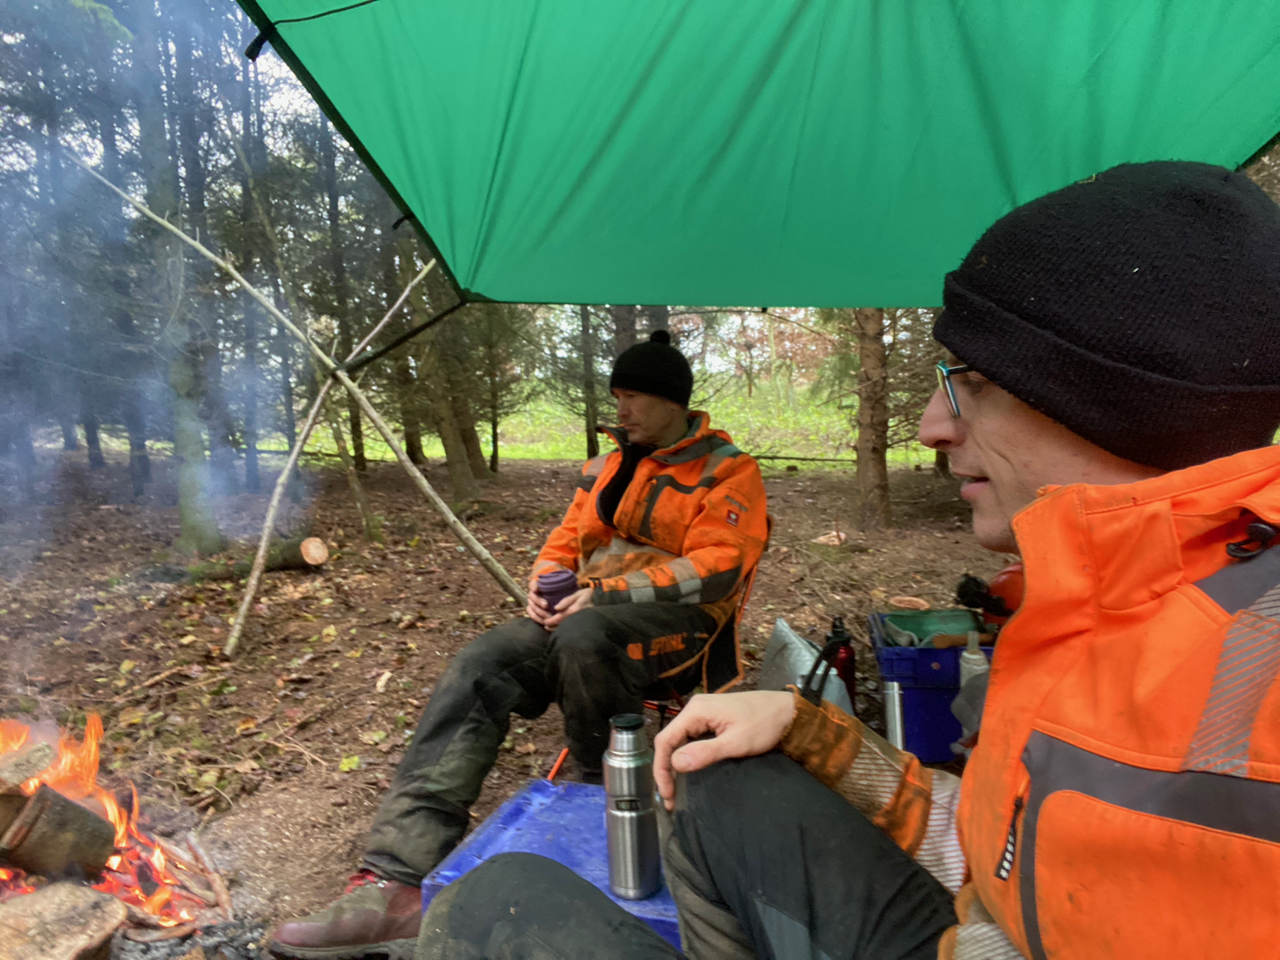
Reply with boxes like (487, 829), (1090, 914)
(603, 713), (662, 899)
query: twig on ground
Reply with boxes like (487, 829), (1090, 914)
(187, 832), (234, 923)
(265, 738), (327, 766)
(110, 665), (186, 704)
(124, 922), (200, 943)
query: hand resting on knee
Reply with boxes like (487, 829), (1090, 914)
(653, 690), (796, 810)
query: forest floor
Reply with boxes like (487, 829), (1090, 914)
(0, 448), (1005, 924)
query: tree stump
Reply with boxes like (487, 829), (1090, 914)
(0, 882), (126, 960)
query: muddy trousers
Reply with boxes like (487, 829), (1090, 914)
(363, 605), (718, 887)
(415, 752), (957, 960)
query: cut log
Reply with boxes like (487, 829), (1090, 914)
(0, 742), (54, 793)
(184, 534), (329, 583)
(298, 536), (329, 565)
(0, 785), (116, 879)
(0, 882), (126, 960)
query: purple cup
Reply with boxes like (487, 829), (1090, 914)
(537, 569), (581, 617)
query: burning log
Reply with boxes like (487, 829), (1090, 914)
(0, 742), (54, 792)
(0, 785), (116, 880)
(0, 882), (126, 960)
(0, 742), (54, 839)
(0, 716), (202, 928)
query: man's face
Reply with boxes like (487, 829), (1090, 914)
(612, 389), (687, 446)
(918, 358), (1162, 553)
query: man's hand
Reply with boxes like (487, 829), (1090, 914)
(525, 589), (553, 626)
(542, 587), (593, 630)
(653, 691), (796, 811)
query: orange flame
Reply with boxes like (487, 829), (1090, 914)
(0, 715), (201, 925)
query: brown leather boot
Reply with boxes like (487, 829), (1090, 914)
(268, 869), (421, 959)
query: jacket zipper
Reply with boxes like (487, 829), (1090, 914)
(996, 774), (1029, 881)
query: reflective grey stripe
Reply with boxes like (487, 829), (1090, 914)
(1194, 545), (1280, 616)
(577, 475), (597, 492)
(653, 435), (741, 465)
(1185, 553), (1280, 776)
(1184, 610), (1280, 775)
(1019, 730), (1280, 960)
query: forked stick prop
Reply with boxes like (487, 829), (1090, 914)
(71, 156), (528, 658)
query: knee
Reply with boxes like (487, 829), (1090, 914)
(442, 623), (541, 679)
(547, 609), (613, 660)
(681, 752), (795, 818)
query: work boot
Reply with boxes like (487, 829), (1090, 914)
(268, 869), (421, 960)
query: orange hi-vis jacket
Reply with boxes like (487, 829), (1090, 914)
(781, 444), (1280, 959)
(533, 412), (768, 691)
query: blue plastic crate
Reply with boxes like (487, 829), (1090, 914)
(421, 779), (681, 951)
(868, 611), (992, 763)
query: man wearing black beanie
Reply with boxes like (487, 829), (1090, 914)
(271, 329), (768, 960)
(415, 162), (1280, 960)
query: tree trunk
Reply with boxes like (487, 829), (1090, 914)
(855, 308), (890, 531)
(451, 393), (490, 481)
(489, 419), (500, 473)
(170, 340), (224, 556)
(933, 449), (951, 478)
(58, 412), (78, 451)
(243, 299), (261, 493)
(611, 304), (639, 360)
(237, 57), (260, 494)
(394, 354), (426, 465)
(100, 92), (151, 494)
(329, 413), (381, 541)
(80, 386), (105, 469)
(424, 372), (481, 502)
(132, 0), (221, 554)
(580, 305), (600, 458)
(320, 119), (365, 472)
(640, 305), (670, 338)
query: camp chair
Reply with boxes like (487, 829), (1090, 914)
(643, 516), (773, 726)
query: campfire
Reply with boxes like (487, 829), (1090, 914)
(0, 714), (234, 951)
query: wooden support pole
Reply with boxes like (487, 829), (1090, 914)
(71, 157), (527, 656)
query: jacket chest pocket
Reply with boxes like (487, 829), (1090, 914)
(1018, 731), (1280, 960)
(631, 476), (713, 548)
(1030, 791), (1280, 960)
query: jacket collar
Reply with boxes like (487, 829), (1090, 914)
(1012, 445), (1280, 617)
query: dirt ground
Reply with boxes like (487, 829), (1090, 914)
(0, 448), (1004, 923)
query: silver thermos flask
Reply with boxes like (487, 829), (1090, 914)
(604, 713), (662, 899)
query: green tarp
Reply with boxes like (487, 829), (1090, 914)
(239, 0), (1280, 307)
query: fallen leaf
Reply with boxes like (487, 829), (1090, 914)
(375, 670), (392, 693)
(889, 596), (931, 610)
(236, 718), (258, 736)
(359, 730), (387, 745)
(179, 634), (199, 646)
(339, 755), (361, 772)
(346, 648), (362, 659)
(516, 742), (537, 755)
(322, 625), (338, 640)
(119, 659), (137, 674)
(233, 758), (259, 774)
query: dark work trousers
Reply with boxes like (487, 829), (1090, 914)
(414, 752), (957, 960)
(363, 604), (717, 886)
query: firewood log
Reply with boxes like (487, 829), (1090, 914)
(0, 882), (126, 960)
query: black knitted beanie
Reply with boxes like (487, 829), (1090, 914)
(610, 330), (693, 407)
(934, 161), (1280, 470)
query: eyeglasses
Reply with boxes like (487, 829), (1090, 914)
(935, 362), (973, 418)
